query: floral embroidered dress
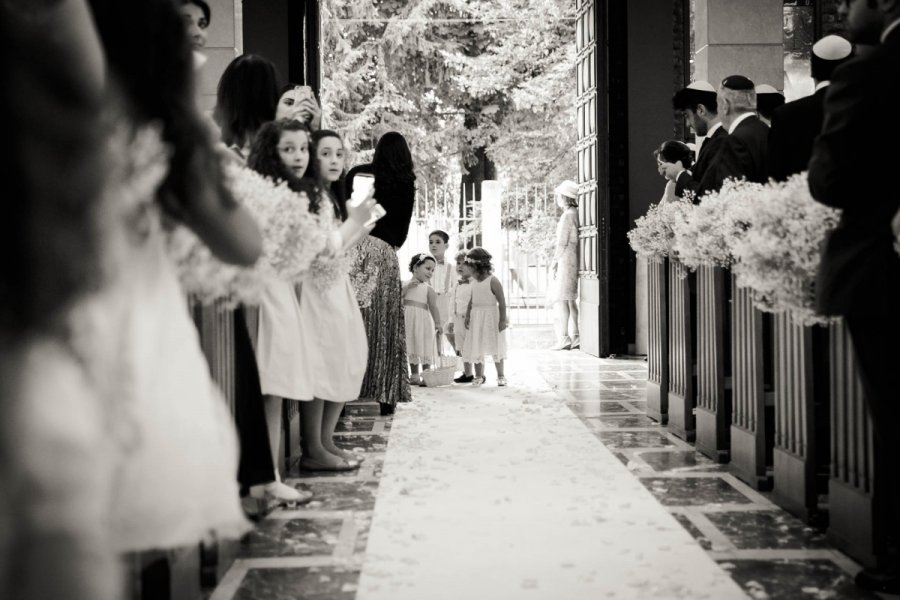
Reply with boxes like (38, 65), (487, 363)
(551, 207), (579, 302)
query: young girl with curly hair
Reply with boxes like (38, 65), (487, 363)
(404, 253), (443, 386)
(462, 247), (509, 386)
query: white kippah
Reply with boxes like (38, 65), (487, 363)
(755, 84), (780, 95)
(687, 80), (716, 92)
(812, 35), (853, 60)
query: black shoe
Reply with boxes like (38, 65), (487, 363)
(855, 568), (900, 593)
(454, 374), (474, 383)
(379, 403), (395, 416)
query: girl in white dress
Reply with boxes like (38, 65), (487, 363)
(296, 130), (373, 470)
(404, 253), (444, 385)
(246, 120), (325, 497)
(428, 229), (454, 326)
(462, 247), (509, 386)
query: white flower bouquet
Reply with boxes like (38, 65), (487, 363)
(627, 199), (695, 259)
(671, 179), (762, 270)
(729, 173), (840, 324)
(167, 165), (328, 306)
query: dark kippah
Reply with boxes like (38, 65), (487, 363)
(721, 75), (755, 91)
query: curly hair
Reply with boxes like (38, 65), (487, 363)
(465, 247), (494, 276)
(247, 119), (318, 202)
(408, 252), (436, 273)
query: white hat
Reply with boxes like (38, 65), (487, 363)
(554, 180), (578, 199)
(813, 35), (852, 60)
(687, 81), (716, 93)
(755, 84), (781, 95)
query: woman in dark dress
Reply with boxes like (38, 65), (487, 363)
(347, 132), (416, 415)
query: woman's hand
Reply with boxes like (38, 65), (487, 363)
(498, 317), (508, 332)
(294, 97), (322, 131)
(346, 192), (377, 225)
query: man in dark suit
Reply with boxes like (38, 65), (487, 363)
(808, 0), (900, 593)
(672, 81), (726, 200)
(698, 75), (770, 196)
(768, 35), (853, 181)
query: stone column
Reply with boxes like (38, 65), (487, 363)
(480, 181), (504, 278)
(198, 0), (242, 114)
(694, 0), (783, 88)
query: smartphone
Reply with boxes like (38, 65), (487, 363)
(348, 174), (375, 207)
(293, 85), (314, 101)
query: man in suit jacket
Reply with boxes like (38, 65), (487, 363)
(768, 35), (853, 181)
(698, 75), (770, 196)
(808, 1), (900, 593)
(672, 81), (726, 200)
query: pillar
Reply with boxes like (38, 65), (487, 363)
(197, 0), (241, 113)
(694, 0), (783, 88)
(481, 180), (504, 278)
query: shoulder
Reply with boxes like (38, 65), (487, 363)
(347, 163), (373, 178)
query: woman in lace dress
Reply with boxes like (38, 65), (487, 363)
(550, 180), (581, 350)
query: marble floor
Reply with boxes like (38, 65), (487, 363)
(210, 348), (893, 600)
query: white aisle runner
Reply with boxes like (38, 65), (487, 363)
(356, 354), (747, 600)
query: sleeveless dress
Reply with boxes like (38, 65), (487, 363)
(98, 125), (249, 551)
(462, 276), (508, 364)
(449, 280), (472, 354)
(256, 280), (309, 400)
(294, 205), (369, 402)
(551, 207), (579, 302)
(404, 282), (436, 365)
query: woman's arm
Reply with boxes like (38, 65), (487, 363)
(552, 210), (574, 262)
(490, 276), (508, 331)
(427, 286), (442, 333)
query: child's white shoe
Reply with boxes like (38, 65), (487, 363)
(497, 376), (508, 387)
(471, 377), (485, 387)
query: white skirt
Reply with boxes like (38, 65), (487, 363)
(256, 280), (310, 400)
(462, 306), (508, 363)
(405, 305), (436, 365)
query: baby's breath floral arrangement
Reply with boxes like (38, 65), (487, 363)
(627, 199), (694, 259)
(729, 173), (840, 324)
(167, 165), (328, 306)
(670, 179), (761, 270)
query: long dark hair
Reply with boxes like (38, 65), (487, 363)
(310, 130), (348, 220)
(89, 0), (237, 218)
(247, 119), (317, 203)
(214, 54), (280, 150)
(373, 131), (415, 184)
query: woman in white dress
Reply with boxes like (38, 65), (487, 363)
(549, 180), (581, 350)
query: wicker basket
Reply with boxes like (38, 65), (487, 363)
(421, 354), (459, 387)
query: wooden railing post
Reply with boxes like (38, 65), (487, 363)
(695, 265), (731, 461)
(729, 275), (772, 489)
(646, 257), (669, 424)
(772, 314), (828, 521)
(828, 320), (881, 568)
(667, 258), (695, 441)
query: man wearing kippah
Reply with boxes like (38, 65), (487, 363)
(808, 0), (900, 593)
(768, 35), (853, 181)
(696, 75), (769, 195)
(753, 84), (785, 126)
(671, 81), (726, 200)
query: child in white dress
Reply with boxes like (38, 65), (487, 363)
(462, 247), (509, 386)
(446, 250), (475, 383)
(428, 229), (454, 327)
(404, 253), (443, 385)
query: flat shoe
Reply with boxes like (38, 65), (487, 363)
(299, 457), (359, 472)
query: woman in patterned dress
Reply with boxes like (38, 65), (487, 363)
(346, 132), (416, 415)
(550, 180), (581, 350)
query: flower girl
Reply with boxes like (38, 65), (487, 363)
(462, 247), (509, 386)
(404, 253), (444, 385)
(447, 250), (475, 383)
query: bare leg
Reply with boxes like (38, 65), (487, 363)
(494, 359), (505, 378)
(262, 394), (282, 468)
(568, 300), (580, 348)
(553, 301), (572, 348)
(321, 400), (356, 461)
(463, 361), (473, 376)
(409, 362), (420, 383)
(299, 399), (345, 467)
(474, 362), (485, 378)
